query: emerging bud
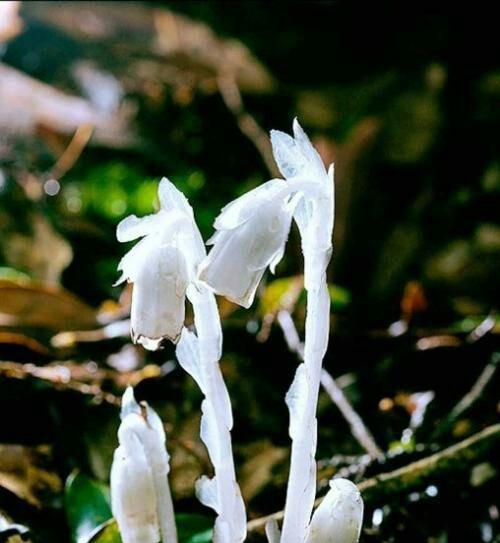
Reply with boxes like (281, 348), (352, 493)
(306, 479), (363, 543)
(111, 387), (177, 543)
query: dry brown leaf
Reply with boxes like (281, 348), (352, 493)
(0, 279), (98, 331)
(169, 413), (209, 499)
(24, 2), (274, 95)
(154, 9), (275, 93)
(0, 332), (50, 358)
(0, 445), (62, 508)
(1, 214), (72, 283)
(0, 62), (133, 148)
(239, 440), (287, 502)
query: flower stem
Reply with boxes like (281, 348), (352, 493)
(188, 285), (246, 543)
(280, 274), (330, 543)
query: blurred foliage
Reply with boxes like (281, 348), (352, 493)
(0, 2), (499, 542)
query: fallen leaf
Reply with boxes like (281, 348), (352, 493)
(65, 471), (111, 543)
(0, 63), (133, 148)
(1, 214), (72, 284)
(239, 440), (287, 502)
(0, 279), (98, 331)
(0, 445), (62, 508)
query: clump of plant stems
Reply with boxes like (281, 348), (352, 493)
(112, 121), (363, 543)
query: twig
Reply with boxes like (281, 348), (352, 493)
(432, 352), (499, 439)
(449, 357), (499, 418)
(247, 423), (500, 533)
(217, 75), (280, 177)
(0, 359), (173, 406)
(50, 123), (93, 180)
(277, 309), (384, 461)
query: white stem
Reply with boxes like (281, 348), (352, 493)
(277, 310), (383, 461)
(187, 285), (246, 543)
(280, 271), (330, 543)
(281, 181), (334, 543)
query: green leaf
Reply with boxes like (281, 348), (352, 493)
(65, 471), (113, 543)
(86, 520), (121, 543)
(0, 266), (31, 282)
(176, 513), (213, 543)
(88, 514), (212, 543)
(66, 472), (212, 543)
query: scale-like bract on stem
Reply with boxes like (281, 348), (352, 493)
(111, 387), (177, 543)
(116, 179), (246, 543)
(200, 120), (362, 543)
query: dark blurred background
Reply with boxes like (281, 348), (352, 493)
(0, 2), (499, 542)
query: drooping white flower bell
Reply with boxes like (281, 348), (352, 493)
(116, 178), (205, 349)
(199, 119), (333, 306)
(306, 479), (363, 543)
(111, 387), (177, 543)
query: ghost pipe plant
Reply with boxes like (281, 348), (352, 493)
(111, 387), (177, 543)
(116, 179), (246, 543)
(200, 120), (362, 543)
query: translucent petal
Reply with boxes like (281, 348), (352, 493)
(206, 229), (223, 246)
(117, 213), (161, 242)
(130, 243), (188, 347)
(200, 201), (293, 307)
(214, 179), (286, 230)
(199, 228), (266, 308)
(245, 204), (290, 270)
(120, 386), (140, 419)
(268, 193), (302, 274)
(292, 118), (327, 179)
(158, 177), (193, 217)
(269, 244), (285, 274)
(306, 479), (363, 543)
(116, 234), (156, 285)
(270, 129), (307, 179)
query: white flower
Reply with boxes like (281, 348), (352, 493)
(306, 479), (363, 543)
(199, 119), (333, 307)
(111, 387), (177, 543)
(116, 178), (205, 349)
